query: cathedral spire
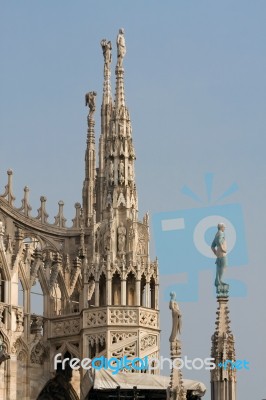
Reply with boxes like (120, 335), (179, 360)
(101, 39), (112, 106)
(211, 293), (237, 400)
(82, 91), (97, 226)
(96, 29), (138, 223)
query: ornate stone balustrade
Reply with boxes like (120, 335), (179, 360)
(48, 316), (80, 338)
(84, 306), (159, 329)
(47, 306), (158, 338)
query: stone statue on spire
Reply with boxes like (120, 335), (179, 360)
(211, 222), (229, 296)
(169, 292), (182, 341)
(101, 39), (112, 68)
(116, 28), (126, 67)
(85, 91), (97, 120)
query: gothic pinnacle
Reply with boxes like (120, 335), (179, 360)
(115, 28), (126, 109)
(83, 91), (97, 224)
(101, 39), (112, 105)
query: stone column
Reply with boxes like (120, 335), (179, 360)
(145, 281), (150, 308)
(121, 279), (126, 305)
(135, 279), (141, 306)
(107, 278), (112, 305)
(95, 281), (99, 307)
(155, 283), (159, 310)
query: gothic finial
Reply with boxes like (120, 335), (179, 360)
(0, 169), (16, 206)
(36, 196), (49, 224)
(18, 186), (32, 217)
(72, 202), (82, 228)
(54, 200), (67, 228)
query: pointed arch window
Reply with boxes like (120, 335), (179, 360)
(126, 272), (136, 306)
(112, 272), (121, 305)
(99, 274), (106, 306)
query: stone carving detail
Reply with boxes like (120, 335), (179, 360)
(17, 350), (27, 363)
(140, 335), (157, 351)
(118, 159), (125, 185)
(31, 315), (43, 336)
(111, 332), (137, 344)
(117, 222), (126, 253)
(52, 319), (80, 336)
(139, 310), (158, 328)
(85, 91), (97, 119)
(16, 308), (24, 332)
(87, 310), (107, 327)
(30, 340), (47, 364)
(88, 333), (106, 346)
(112, 342), (136, 359)
(0, 304), (5, 326)
(110, 309), (137, 325)
(101, 39), (112, 70)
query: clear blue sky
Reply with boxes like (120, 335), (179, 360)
(1, 1), (266, 399)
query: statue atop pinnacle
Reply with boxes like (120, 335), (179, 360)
(101, 39), (112, 72)
(211, 222), (230, 296)
(85, 91), (97, 121)
(116, 28), (126, 68)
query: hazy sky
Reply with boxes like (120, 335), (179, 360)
(1, 1), (266, 399)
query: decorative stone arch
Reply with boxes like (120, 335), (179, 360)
(97, 264), (107, 280)
(99, 272), (107, 306)
(50, 341), (81, 377)
(126, 265), (137, 279)
(18, 260), (30, 292)
(22, 233), (42, 250)
(57, 269), (70, 298)
(12, 336), (29, 357)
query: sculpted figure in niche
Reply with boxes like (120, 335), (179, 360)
(128, 223), (135, 252)
(109, 161), (114, 184)
(106, 191), (112, 208)
(117, 222), (126, 253)
(119, 159), (125, 184)
(128, 161), (133, 182)
(104, 226), (112, 253)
